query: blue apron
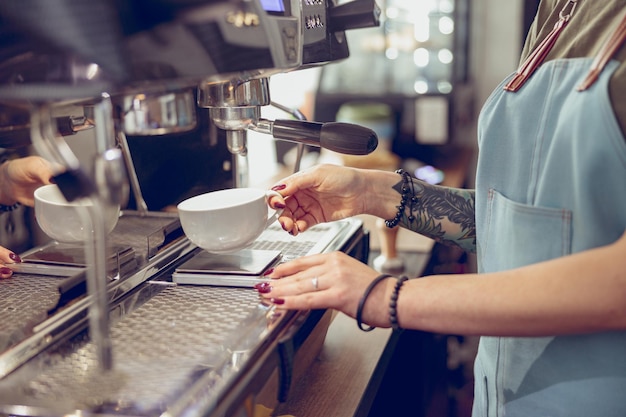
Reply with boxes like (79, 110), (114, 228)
(473, 56), (626, 416)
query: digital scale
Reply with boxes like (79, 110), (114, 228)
(172, 221), (350, 287)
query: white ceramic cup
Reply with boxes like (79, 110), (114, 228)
(34, 184), (121, 243)
(177, 188), (283, 253)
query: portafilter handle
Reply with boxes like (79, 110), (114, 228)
(252, 119), (378, 155)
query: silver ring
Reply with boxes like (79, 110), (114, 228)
(311, 276), (319, 291)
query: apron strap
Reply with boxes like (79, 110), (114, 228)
(577, 10), (626, 91)
(504, 0), (578, 92)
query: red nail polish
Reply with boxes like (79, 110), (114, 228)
(256, 284), (272, 294)
(280, 221), (287, 231)
(271, 297), (285, 305)
(263, 268), (274, 276)
(274, 202), (286, 209)
(0, 267), (12, 275)
(9, 253), (21, 262)
(271, 184), (286, 191)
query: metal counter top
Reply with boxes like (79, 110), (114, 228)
(0, 212), (367, 417)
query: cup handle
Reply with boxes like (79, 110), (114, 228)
(265, 189), (284, 227)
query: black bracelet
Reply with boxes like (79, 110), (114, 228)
(0, 202), (20, 213)
(389, 275), (408, 330)
(384, 169), (417, 228)
(356, 273), (395, 332)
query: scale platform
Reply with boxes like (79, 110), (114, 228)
(172, 221), (350, 287)
(11, 242), (136, 277)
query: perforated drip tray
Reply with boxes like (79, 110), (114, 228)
(0, 217), (365, 417)
(0, 285), (269, 417)
(0, 211), (195, 380)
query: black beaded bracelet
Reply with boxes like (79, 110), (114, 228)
(356, 273), (395, 332)
(0, 202), (20, 213)
(384, 169), (417, 228)
(389, 275), (409, 330)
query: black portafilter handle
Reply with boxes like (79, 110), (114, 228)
(271, 119), (378, 155)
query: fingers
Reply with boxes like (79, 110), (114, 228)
(254, 252), (381, 321)
(0, 156), (57, 207)
(24, 156), (55, 183)
(0, 266), (12, 279)
(269, 189), (323, 236)
(0, 246), (21, 264)
(267, 192), (299, 234)
(0, 246), (20, 279)
(255, 253), (329, 308)
(270, 193), (307, 236)
(268, 186), (302, 235)
(269, 167), (331, 235)
(255, 273), (333, 311)
(267, 189), (286, 209)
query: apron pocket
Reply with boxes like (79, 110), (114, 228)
(480, 189), (572, 272)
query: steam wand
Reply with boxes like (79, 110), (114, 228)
(116, 130), (149, 214)
(268, 101), (307, 173)
(29, 94), (126, 372)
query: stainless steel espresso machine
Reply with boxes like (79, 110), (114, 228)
(0, 1), (379, 416)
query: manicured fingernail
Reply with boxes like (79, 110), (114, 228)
(271, 184), (286, 191)
(280, 221), (287, 231)
(270, 297), (285, 305)
(263, 268), (274, 276)
(273, 202), (286, 209)
(9, 253), (21, 262)
(255, 284), (272, 294)
(0, 267), (12, 275)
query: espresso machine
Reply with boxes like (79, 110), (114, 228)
(0, 1), (379, 416)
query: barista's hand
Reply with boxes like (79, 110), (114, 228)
(256, 251), (393, 328)
(0, 246), (21, 279)
(0, 156), (51, 279)
(268, 164), (369, 236)
(0, 156), (55, 207)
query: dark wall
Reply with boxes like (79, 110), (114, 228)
(523, 0), (541, 42)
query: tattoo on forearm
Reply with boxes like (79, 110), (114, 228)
(392, 177), (476, 252)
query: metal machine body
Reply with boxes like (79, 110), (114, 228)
(0, 1), (379, 415)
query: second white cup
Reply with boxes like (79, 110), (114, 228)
(34, 184), (121, 244)
(177, 187), (283, 253)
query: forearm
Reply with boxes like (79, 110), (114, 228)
(396, 233), (626, 336)
(362, 169), (476, 252)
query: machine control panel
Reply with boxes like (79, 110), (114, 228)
(301, 0), (380, 67)
(0, 0), (379, 100)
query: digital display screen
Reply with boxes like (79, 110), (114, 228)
(260, 0), (285, 13)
